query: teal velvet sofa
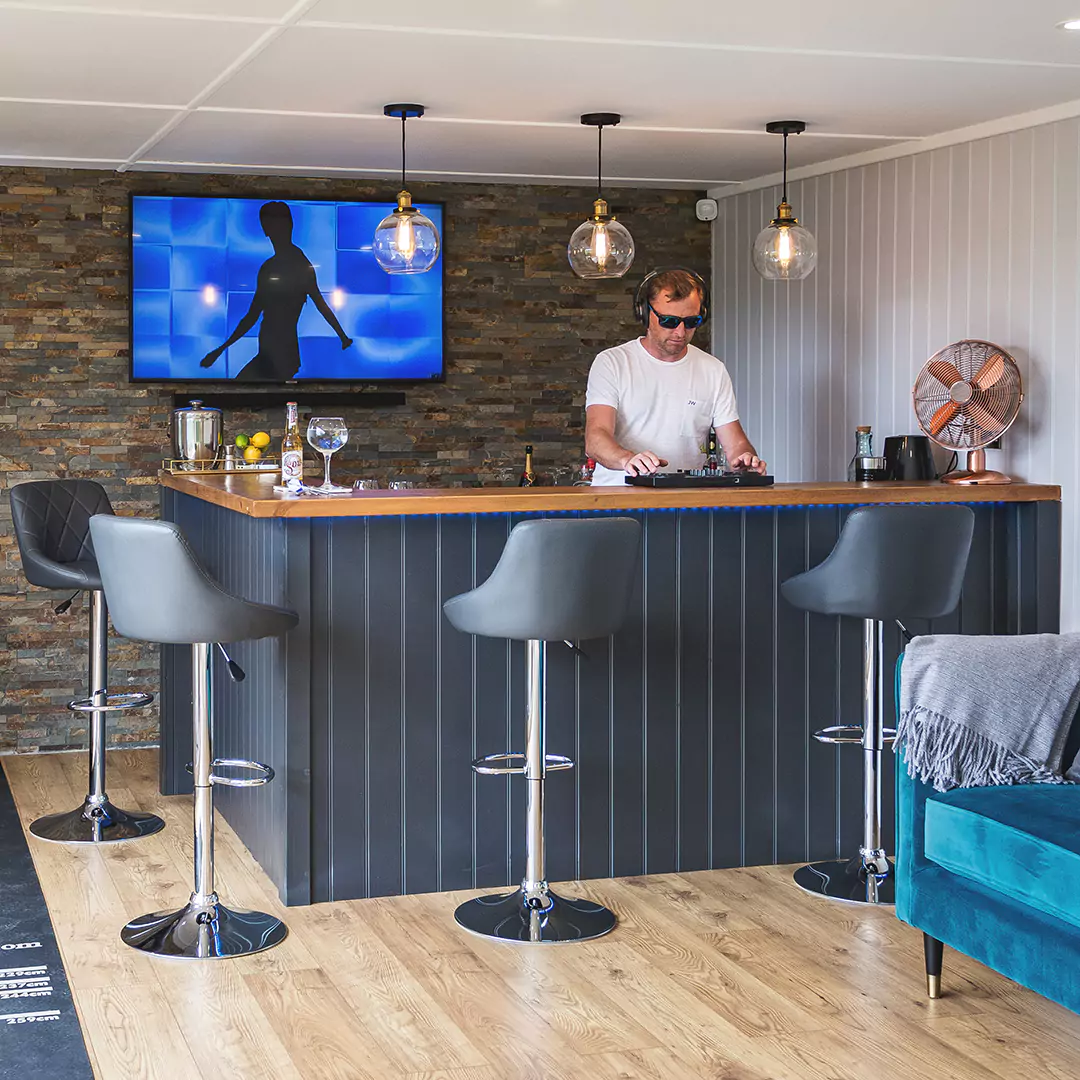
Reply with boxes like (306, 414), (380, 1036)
(895, 723), (1080, 1011)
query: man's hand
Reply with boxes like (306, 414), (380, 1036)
(623, 451), (668, 476)
(729, 451), (767, 475)
(200, 347), (224, 368)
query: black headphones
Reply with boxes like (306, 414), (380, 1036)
(632, 266), (710, 328)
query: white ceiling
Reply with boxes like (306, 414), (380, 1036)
(1, 0), (1079, 187)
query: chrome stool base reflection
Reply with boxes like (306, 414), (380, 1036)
(121, 895), (287, 959)
(455, 886), (617, 944)
(30, 798), (165, 844)
(794, 857), (896, 906)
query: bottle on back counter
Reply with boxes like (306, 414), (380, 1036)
(574, 457), (596, 486)
(281, 401), (304, 492)
(847, 425), (873, 482)
(705, 427), (721, 473)
(518, 444), (537, 487)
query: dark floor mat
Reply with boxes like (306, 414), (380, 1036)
(0, 762), (94, 1080)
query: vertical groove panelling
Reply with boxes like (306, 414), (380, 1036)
(715, 117), (1076, 629)
(160, 499), (1060, 903)
(611, 511), (647, 877)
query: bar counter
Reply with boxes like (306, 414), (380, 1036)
(158, 474), (1061, 905)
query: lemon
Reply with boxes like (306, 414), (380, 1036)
(250, 431), (271, 449)
(234, 434), (249, 449)
(243, 445), (263, 463)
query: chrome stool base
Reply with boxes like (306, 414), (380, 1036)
(455, 886), (617, 944)
(29, 798), (165, 844)
(121, 896), (287, 959)
(794, 857), (895, 906)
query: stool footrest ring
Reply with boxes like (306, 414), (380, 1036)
(813, 726), (898, 746)
(184, 758), (275, 787)
(69, 691), (154, 713)
(471, 752), (574, 776)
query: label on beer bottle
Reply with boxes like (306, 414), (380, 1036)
(282, 449), (303, 484)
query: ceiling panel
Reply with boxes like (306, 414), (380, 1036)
(206, 25), (1080, 138)
(17, 0), (291, 16)
(304, 0), (1080, 66)
(0, 9), (265, 104)
(147, 109), (895, 184)
(0, 101), (173, 159)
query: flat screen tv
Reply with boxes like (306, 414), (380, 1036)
(129, 194), (444, 383)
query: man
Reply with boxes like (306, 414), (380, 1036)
(585, 268), (765, 485)
(199, 201), (353, 380)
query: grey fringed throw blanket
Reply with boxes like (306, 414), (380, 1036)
(896, 634), (1080, 792)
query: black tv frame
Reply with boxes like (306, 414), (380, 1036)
(127, 191), (447, 387)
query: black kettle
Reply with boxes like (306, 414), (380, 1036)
(883, 435), (936, 481)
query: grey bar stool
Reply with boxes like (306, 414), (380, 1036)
(90, 514), (298, 959)
(444, 516), (641, 943)
(781, 504), (974, 905)
(9, 480), (164, 843)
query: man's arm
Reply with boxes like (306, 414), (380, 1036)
(307, 275), (353, 348)
(199, 295), (264, 367)
(585, 405), (667, 476)
(717, 419), (766, 474)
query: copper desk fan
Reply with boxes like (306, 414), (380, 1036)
(913, 339), (1023, 484)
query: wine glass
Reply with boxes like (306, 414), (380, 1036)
(306, 416), (350, 493)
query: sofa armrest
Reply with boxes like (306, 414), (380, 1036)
(894, 652), (937, 924)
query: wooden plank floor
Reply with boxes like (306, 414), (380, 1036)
(5, 749), (1080, 1080)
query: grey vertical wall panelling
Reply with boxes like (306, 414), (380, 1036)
(714, 116), (1079, 629)
(437, 515), (475, 893)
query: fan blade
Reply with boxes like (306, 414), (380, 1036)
(927, 358), (962, 388)
(965, 397), (1000, 440)
(972, 353), (1005, 390)
(927, 400), (961, 438)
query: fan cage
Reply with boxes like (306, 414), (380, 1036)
(913, 339), (1023, 451)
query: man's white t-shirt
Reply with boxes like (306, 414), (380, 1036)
(585, 338), (739, 486)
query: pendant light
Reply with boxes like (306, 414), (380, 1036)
(752, 120), (818, 281)
(373, 104), (441, 275)
(567, 112), (635, 279)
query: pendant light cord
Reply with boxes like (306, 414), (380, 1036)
(781, 131), (788, 204)
(401, 114), (407, 190)
(597, 123), (603, 200)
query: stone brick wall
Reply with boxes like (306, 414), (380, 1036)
(0, 167), (711, 753)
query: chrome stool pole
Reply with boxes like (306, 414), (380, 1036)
(29, 590), (164, 844)
(454, 639), (617, 943)
(793, 618), (895, 904)
(121, 642), (286, 959)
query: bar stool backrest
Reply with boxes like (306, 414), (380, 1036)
(781, 504), (975, 622)
(443, 516), (642, 642)
(89, 515), (298, 646)
(9, 479), (113, 591)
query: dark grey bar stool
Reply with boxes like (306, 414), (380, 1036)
(90, 514), (298, 959)
(444, 517), (641, 943)
(9, 480), (164, 843)
(781, 504), (974, 905)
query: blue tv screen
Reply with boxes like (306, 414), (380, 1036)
(129, 195), (444, 383)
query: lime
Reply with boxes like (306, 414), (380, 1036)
(235, 434), (250, 448)
(250, 431), (271, 449)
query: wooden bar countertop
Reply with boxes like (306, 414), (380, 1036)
(159, 471), (1061, 519)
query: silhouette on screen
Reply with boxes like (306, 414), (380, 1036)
(199, 201), (353, 380)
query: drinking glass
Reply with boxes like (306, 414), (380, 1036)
(306, 416), (350, 493)
(352, 479), (379, 491)
(388, 480), (417, 490)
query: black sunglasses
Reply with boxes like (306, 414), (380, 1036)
(649, 303), (704, 330)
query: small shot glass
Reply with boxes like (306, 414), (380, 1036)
(352, 479), (380, 491)
(388, 480), (417, 490)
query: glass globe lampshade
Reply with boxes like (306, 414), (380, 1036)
(752, 201), (817, 281)
(373, 191), (440, 275)
(567, 198), (635, 279)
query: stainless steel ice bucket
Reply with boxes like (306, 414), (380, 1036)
(171, 400), (222, 469)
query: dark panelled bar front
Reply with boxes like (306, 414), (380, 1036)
(160, 490), (1061, 906)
